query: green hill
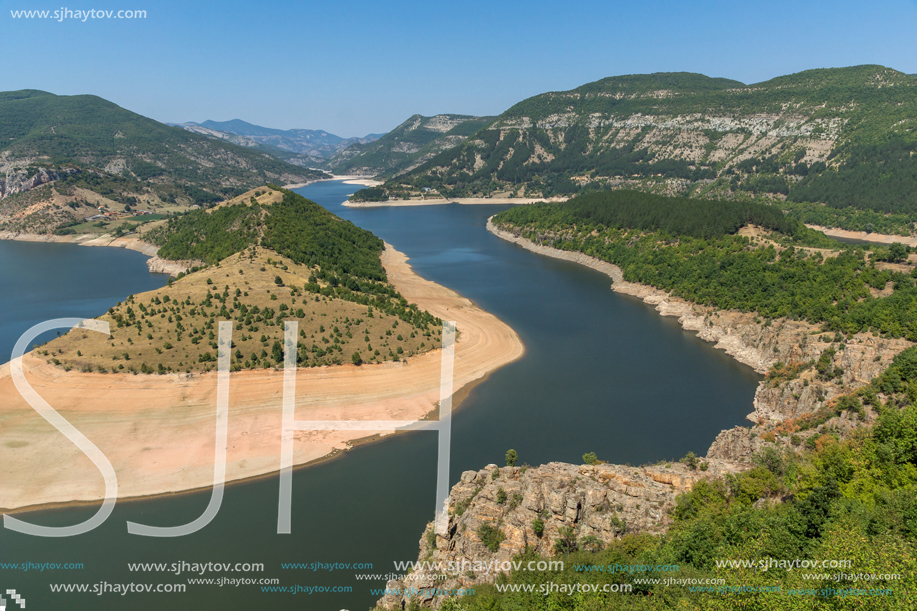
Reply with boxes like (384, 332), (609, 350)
(493, 190), (917, 339)
(327, 113), (494, 179)
(42, 187), (442, 374)
(386, 66), (917, 232)
(0, 90), (328, 233)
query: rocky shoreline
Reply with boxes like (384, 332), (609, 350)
(0, 230), (197, 277)
(376, 220), (914, 610)
(486, 218), (910, 458)
(378, 459), (745, 610)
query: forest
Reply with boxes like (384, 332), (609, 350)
(494, 192), (917, 340)
(149, 189), (388, 281)
(497, 190), (797, 239)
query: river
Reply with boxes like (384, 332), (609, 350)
(0, 180), (760, 610)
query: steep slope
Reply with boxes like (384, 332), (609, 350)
(387, 67), (917, 220)
(328, 113), (494, 178)
(0, 90), (328, 233)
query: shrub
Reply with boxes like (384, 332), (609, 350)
(553, 526), (578, 554)
(477, 524), (506, 553)
(680, 451), (699, 470)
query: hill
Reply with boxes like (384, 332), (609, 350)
(42, 187), (442, 374)
(177, 119), (380, 166)
(492, 190), (917, 339)
(327, 114), (494, 179)
(384, 66), (917, 233)
(0, 90), (328, 234)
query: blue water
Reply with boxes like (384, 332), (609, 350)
(0, 240), (170, 356)
(0, 181), (761, 610)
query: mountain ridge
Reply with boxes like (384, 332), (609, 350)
(0, 89), (327, 234)
(380, 65), (917, 231)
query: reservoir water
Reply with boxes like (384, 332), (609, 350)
(0, 181), (761, 610)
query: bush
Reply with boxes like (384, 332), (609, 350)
(477, 524), (506, 553)
(553, 526), (578, 554)
(680, 451), (699, 470)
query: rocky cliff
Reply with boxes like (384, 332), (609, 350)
(389, 67), (917, 209)
(377, 459), (746, 610)
(0, 163), (76, 199)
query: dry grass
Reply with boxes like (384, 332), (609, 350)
(41, 247), (441, 374)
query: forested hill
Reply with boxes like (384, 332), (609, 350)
(387, 66), (917, 221)
(327, 113), (494, 179)
(493, 191), (917, 340)
(0, 90), (327, 233)
(149, 188), (388, 282)
(40, 186), (443, 374)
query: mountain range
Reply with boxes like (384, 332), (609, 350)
(382, 65), (917, 222)
(179, 114), (494, 179)
(175, 119), (381, 167)
(0, 90), (327, 233)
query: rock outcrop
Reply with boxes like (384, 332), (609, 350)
(0, 165), (77, 199)
(377, 460), (746, 610)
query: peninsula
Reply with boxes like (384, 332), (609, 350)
(0, 187), (523, 512)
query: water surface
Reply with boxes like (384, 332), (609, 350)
(0, 182), (761, 610)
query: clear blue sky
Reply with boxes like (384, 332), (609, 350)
(3, 0), (917, 137)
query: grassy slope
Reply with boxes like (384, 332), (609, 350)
(42, 248), (440, 373)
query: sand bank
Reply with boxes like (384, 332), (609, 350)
(343, 196), (568, 208)
(805, 224), (917, 247)
(0, 244), (523, 512)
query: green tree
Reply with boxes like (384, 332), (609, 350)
(505, 449), (518, 467)
(890, 242), (909, 263)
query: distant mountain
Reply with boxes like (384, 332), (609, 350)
(386, 66), (917, 218)
(0, 90), (327, 233)
(176, 119), (379, 166)
(327, 114), (494, 178)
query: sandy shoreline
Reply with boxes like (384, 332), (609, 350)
(0, 243), (524, 512)
(343, 196), (568, 208)
(805, 224), (917, 247)
(283, 175), (381, 190)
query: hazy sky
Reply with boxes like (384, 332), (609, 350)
(4, 0), (917, 136)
